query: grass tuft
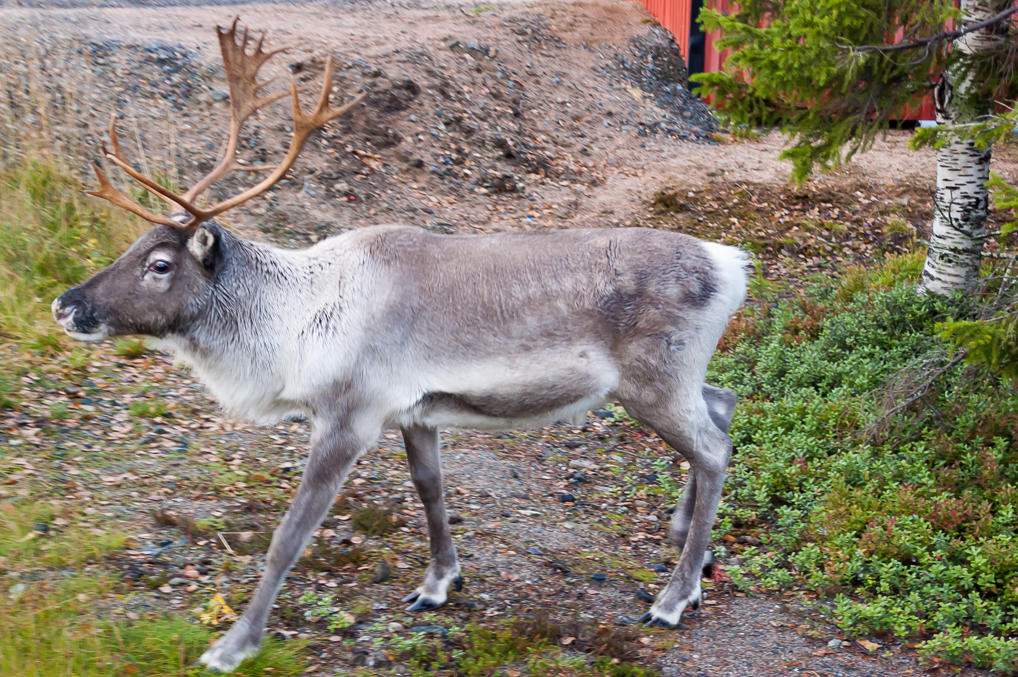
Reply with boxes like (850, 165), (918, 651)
(0, 152), (142, 344)
(0, 576), (306, 676)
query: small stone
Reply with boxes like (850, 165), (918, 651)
(409, 625), (448, 636)
(827, 638), (844, 649)
(210, 89), (229, 102)
(447, 512), (463, 524)
(167, 577), (188, 586)
(568, 458), (595, 470)
(590, 573), (607, 583)
(662, 668), (680, 677)
(371, 561), (392, 584)
(558, 493), (576, 503)
(524, 547), (543, 556)
(652, 563), (668, 573)
(636, 589), (655, 603)
(387, 622), (404, 632)
(570, 472), (589, 484)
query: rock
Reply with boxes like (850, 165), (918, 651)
(652, 563), (669, 573)
(409, 625), (448, 636)
(570, 472), (589, 484)
(828, 638), (844, 649)
(558, 493), (576, 503)
(387, 621), (404, 632)
(590, 573), (606, 583)
(635, 589), (655, 603)
(447, 512), (463, 524)
(662, 667), (680, 677)
(167, 577), (188, 586)
(371, 561), (392, 584)
(524, 547), (543, 556)
(8, 583), (26, 600)
(210, 89), (229, 102)
(567, 458), (595, 469)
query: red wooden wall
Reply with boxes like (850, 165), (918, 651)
(635, 0), (937, 120)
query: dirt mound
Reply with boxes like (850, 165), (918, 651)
(0, 0), (719, 243)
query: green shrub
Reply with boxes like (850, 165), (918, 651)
(711, 263), (1018, 671)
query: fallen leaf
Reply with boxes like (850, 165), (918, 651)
(857, 639), (880, 652)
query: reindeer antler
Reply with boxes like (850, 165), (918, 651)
(181, 18), (290, 204)
(90, 18), (365, 229)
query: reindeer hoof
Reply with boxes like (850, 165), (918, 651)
(701, 550), (716, 579)
(636, 611), (684, 630)
(402, 575), (462, 611)
(406, 597), (442, 612)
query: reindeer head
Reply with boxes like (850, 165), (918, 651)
(53, 19), (364, 340)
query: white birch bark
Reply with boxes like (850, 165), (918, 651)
(918, 0), (1004, 294)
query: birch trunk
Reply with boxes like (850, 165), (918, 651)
(918, 0), (1004, 295)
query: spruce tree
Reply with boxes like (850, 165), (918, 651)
(694, 0), (1018, 294)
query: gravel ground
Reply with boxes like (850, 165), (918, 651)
(3, 0), (1013, 674)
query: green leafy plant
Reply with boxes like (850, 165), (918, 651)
(710, 258), (1018, 671)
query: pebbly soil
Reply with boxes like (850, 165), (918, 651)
(3, 0), (1018, 675)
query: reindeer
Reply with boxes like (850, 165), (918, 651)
(52, 20), (748, 672)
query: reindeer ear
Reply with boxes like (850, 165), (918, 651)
(187, 226), (217, 267)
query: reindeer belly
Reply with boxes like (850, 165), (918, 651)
(411, 350), (617, 430)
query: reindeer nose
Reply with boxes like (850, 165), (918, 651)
(52, 296), (73, 323)
(53, 289), (92, 328)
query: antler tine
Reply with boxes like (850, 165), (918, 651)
(105, 112), (126, 167)
(86, 20), (363, 230)
(86, 161), (179, 227)
(181, 18), (290, 203)
(101, 146), (208, 219)
(104, 113), (176, 209)
(196, 58), (366, 221)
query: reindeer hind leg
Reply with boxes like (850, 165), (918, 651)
(622, 383), (732, 629)
(401, 425), (462, 612)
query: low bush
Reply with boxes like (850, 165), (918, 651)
(710, 261), (1018, 671)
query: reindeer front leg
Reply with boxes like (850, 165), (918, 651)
(400, 425), (462, 611)
(200, 416), (379, 673)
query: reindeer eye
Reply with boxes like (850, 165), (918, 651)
(148, 260), (172, 274)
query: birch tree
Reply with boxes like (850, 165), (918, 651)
(694, 0), (1018, 295)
